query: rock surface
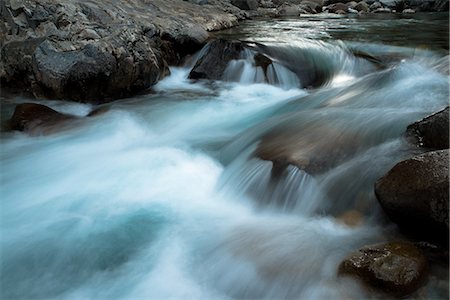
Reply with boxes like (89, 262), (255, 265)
(406, 107), (449, 150)
(9, 102), (78, 134)
(255, 125), (361, 175)
(339, 242), (428, 297)
(189, 39), (245, 80)
(1, 0), (247, 102)
(375, 150), (449, 245)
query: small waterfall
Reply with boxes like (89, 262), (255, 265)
(223, 48), (300, 89)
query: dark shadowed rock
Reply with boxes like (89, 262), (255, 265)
(375, 150), (449, 245)
(339, 242), (428, 297)
(189, 39), (245, 80)
(432, 0), (449, 11)
(406, 107), (449, 150)
(9, 102), (77, 134)
(231, 0), (259, 10)
(254, 52), (273, 78)
(31, 39), (166, 103)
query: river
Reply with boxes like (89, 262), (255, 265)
(0, 13), (449, 299)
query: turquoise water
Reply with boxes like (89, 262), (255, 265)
(1, 14), (449, 299)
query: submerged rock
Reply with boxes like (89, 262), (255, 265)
(189, 39), (245, 80)
(255, 125), (361, 175)
(339, 242), (428, 297)
(9, 103), (78, 135)
(375, 150), (449, 245)
(406, 106), (449, 150)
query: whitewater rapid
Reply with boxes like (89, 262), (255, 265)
(1, 23), (449, 299)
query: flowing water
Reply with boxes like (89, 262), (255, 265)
(1, 14), (449, 299)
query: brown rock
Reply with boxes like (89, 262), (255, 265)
(339, 242), (428, 297)
(255, 125), (361, 175)
(375, 150), (449, 245)
(9, 103), (77, 135)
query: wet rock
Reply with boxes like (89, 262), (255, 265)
(406, 107), (449, 150)
(327, 2), (349, 12)
(339, 242), (428, 297)
(354, 1), (370, 11)
(1, 0), (247, 101)
(369, 1), (383, 9)
(432, 0), (449, 11)
(189, 39), (245, 80)
(336, 210), (364, 227)
(278, 3), (308, 15)
(324, 0), (355, 4)
(184, 0), (209, 4)
(375, 150), (449, 245)
(347, 1), (359, 8)
(300, 0), (323, 12)
(9, 102), (77, 134)
(254, 53), (273, 77)
(373, 7), (392, 12)
(407, 0), (434, 11)
(231, 0), (259, 10)
(31, 39), (165, 103)
(255, 125), (361, 175)
(379, 0), (399, 8)
(1, 37), (46, 87)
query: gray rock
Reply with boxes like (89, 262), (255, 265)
(369, 1), (383, 9)
(402, 7), (416, 12)
(278, 3), (308, 14)
(184, 0), (209, 5)
(375, 150), (449, 245)
(406, 107), (449, 150)
(231, 0), (259, 10)
(327, 2), (349, 12)
(1, 0), (247, 101)
(189, 39), (244, 80)
(354, 1), (370, 11)
(32, 39), (166, 102)
(339, 242), (428, 297)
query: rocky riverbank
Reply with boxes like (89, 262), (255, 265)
(0, 0), (247, 102)
(1, 0), (448, 102)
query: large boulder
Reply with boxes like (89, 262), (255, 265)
(189, 39), (245, 80)
(1, 0), (246, 102)
(31, 38), (166, 103)
(406, 107), (449, 150)
(375, 150), (449, 245)
(354, 1), (370, 11)
(339, 242), (428, 297)
(9, 103), (78, 135)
